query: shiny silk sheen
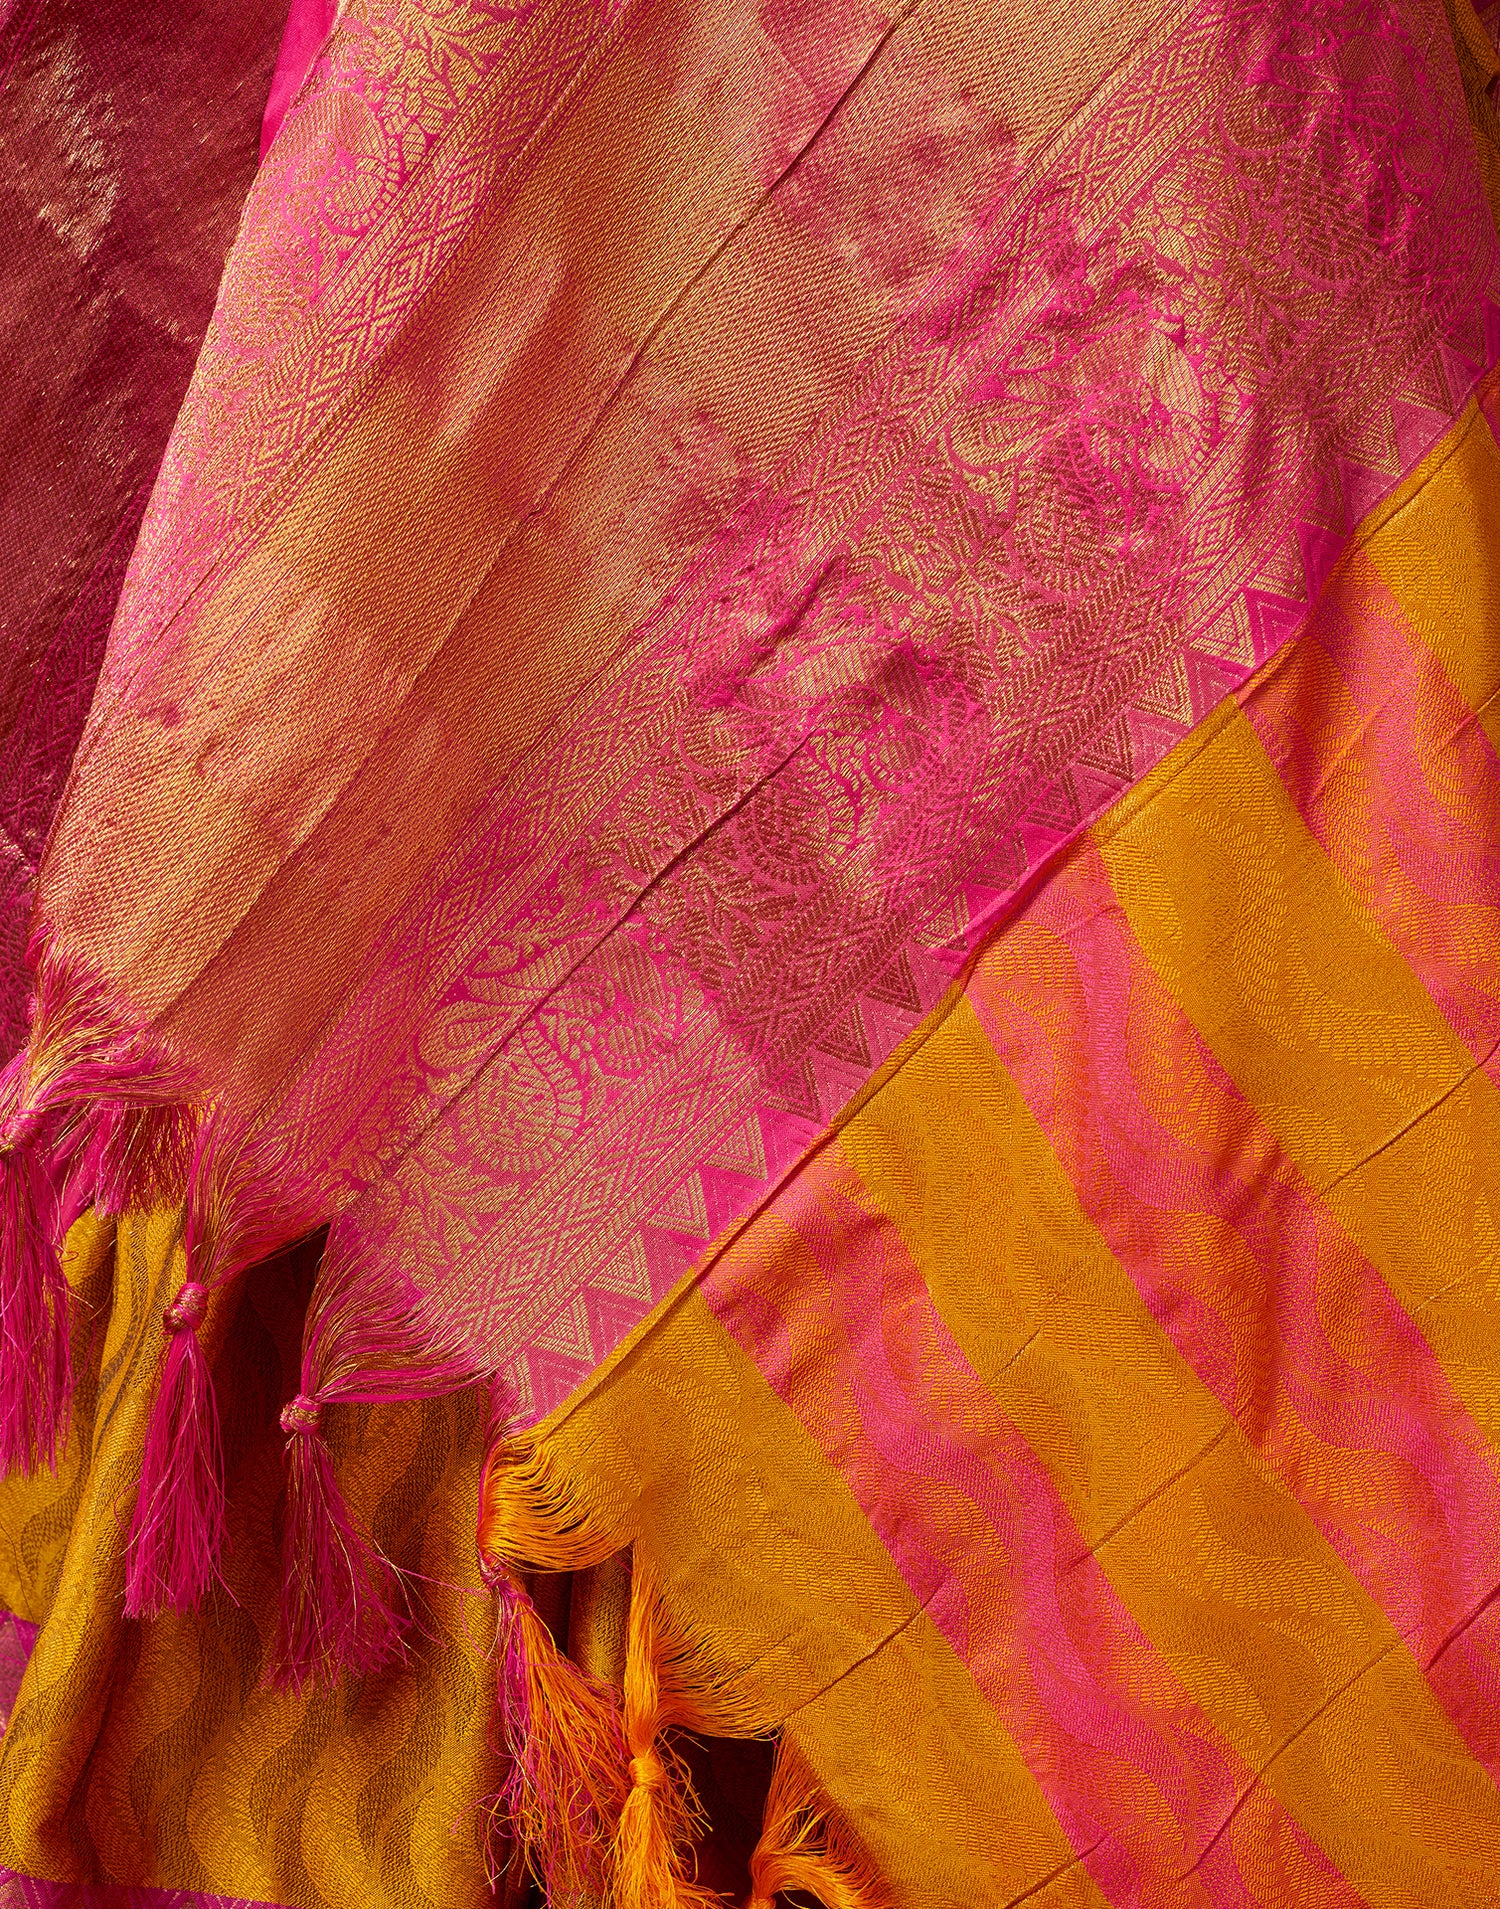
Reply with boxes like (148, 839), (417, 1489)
(23, 0), (1500, 1427)
(539, 386), (1500, 1907)
(0, 0), (286, 1054)
(1, 381), (1498, 1905)
(4, 2), (1500, 1901)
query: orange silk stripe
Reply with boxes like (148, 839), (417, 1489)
(539, 1287), (1106, 1909)
(1094, 708), (1500, 1456)
(962, 828), (1500, 1781)
(702, 1141), (1370, 1907)
(835, 997), (1500, 1907)
(778, 1631), (1112, 1909)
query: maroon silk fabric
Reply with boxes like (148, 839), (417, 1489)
(0, 0), (289, 1052)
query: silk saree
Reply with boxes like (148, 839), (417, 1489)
(2, 0), (1500, 1901)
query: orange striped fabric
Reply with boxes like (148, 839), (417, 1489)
(532, 383), (1500, 1906)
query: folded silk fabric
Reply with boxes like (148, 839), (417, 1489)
(2, 0), (1500, 1902)
(0, 0), (287, 1053)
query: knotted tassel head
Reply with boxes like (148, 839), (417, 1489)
(746, 1738), (890, 1909)
(614, 1556), (733, 1909)
(0, 1064), (69, 1475)
(271, 1229), (478, 1691)
(271, 1387), (406, 1691)
(123, 1277), (224, 1617)
(479, 1437), (631, 1908)
(127, 1114), (330, 1623)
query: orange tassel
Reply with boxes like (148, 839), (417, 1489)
(480, 1437), (629, 1908)
(492, 1573), (628, 1908)
(481, 1438), (816, 1909)
(613, 1556), (747, 1909)
(479, 1436), (623, 1576)
(746, 1737), (890, 1909)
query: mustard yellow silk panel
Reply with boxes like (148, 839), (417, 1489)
(0, 1215), (496, 1907)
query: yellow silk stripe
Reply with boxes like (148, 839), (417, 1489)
(1096, 707), (1500, 1455)
(837, 998), (1500, 1907)
(794, 1633), (1108, 1909)
(541, 1289), (1110, 1909)
(1367, 394), (1500, 756)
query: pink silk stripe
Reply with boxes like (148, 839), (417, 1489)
(70, 0), (1500, 1435)
(1240, 545), (1500, 1086)
(258, 0), (337, 159)
(967, 837), (1500, 1783)
(704, 1159), (1367, 1909)
(0, 1611), (33, 1725)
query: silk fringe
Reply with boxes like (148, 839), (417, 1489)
(479, 1438), (887, 1909)
(272, 1231), (478, 1689)
(0, 938), (476, 1669)
(0, 941), (195, 1478)
(747, 1739), (892, 1909)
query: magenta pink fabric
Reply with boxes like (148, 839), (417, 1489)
(0, 1881), (287, 1907)
(0, 0), (287, 1051)
(258, 0), (337, 158)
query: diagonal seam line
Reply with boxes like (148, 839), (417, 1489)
(508, 0), (930, 549)
(775, 1600), (927, 1721)
(1061, 1420), (1235, 1574)
(1168, 1636), (1403, 1889)
(327, 736), (813, 1237)
(998, 1834), (1117, 1909)
(1424, 1576), (1500, 1673)
(1314, 1025), (1500, 1205)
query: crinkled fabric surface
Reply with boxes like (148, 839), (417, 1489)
(3, 0), (1500, 1904)
(16, 0), (1500, 1428)
(535, 384), (1500, 1907)
(0, 0), (288, 1051)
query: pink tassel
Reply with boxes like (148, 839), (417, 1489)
(270, 1227), (480, 1690)
(124, 1114), (318, 1621)
(273, 1393), (406, 1690)
(123, 1279), (225, 1616)
(0, 1089), (69, 1474)
(19, 941), (195, 1174)
(80, 1097), (197, 1221)
(0, 939), (199, 1483)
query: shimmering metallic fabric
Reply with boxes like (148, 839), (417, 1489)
(29, 0), (1500, 1416)
(0, 0), (287, 1052)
